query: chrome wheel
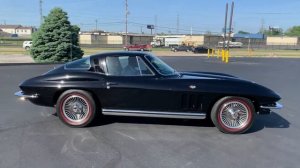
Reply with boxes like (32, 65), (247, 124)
(62, 95), (90, 123)
(219, 101), (249, 129)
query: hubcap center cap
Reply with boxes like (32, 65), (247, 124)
(228, 108), (239, 120)
(72, 102), (83, 114)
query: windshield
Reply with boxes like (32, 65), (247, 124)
(145, 55), (177, 76)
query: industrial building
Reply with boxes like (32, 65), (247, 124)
(79, 32), (154, 47)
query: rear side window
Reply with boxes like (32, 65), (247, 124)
(65, 58), (91, 70)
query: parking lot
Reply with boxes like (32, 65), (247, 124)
(0, 56), (299, 168)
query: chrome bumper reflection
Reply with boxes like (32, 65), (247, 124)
(260, 102), (283, 109)
(14, 91), (38, 100)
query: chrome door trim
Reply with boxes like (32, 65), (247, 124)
(102, 109), (206, 119)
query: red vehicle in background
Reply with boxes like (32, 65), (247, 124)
(124, 44), (152, 51)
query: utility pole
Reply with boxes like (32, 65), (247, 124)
(176, 14), (179, 34)
(39, 0), (43, 25)
(227, 1), (234, 51)
(125, 0), (128, 46)
(222, 3), (228, 50)
(154, 15), (157, 35)
(260, 18), (265, 33)
(95, 19), (98, 31)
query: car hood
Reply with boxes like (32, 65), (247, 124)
(177, 71), (281, 102)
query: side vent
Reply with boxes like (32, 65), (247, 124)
(181, 94), (202, 111)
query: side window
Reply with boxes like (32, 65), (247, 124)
(106, 56), (123, 76)
(65, 58), (91, 70)
(106, 56), (154, 76)
(137, 57), (154, 76)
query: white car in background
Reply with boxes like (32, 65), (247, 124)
(23, 41), (32, 50)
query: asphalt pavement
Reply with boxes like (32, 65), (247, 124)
(0, 56), (299, 168)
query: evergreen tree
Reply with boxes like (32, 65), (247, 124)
(31, 8), (83, 62)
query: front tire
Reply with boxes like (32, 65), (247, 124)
(210, 96), (255, 134)
(56, 90), (96, 127)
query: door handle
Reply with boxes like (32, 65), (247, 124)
(106, 82), (118, 89)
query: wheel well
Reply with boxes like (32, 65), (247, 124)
(53, 89), (102, 109)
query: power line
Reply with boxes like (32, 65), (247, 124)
(128, 21), (219, 34)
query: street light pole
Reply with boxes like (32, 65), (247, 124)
(223, 3), (228, 50)
(125, 0), (128, 46)
(227, 1), (234, 51)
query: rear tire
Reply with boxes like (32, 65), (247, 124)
(210, 96), (255, 134)
(56, 90), (96, 127)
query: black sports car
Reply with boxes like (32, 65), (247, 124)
(193, 46), (210, 53)
(15, 51), (282, 134)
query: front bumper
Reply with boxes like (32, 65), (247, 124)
(14, 91), (38, 100)
(260, 102), (283, 109)
(258, 102), (283, 115)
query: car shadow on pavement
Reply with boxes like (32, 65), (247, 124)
(247, 112), (290, 133)
(92, 115), (215, 128)
(53, 111), (289, 133)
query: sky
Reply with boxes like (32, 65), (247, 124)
(0, 0), (300, 34)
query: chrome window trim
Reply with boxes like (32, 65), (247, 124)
(144, 54), (178, 77)
(136, 56), (155, 76)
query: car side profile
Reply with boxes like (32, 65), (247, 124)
(15, 51), (282, 134)
(171, 45), (193, 52)
(123, 44), (152, 51)
(193, 46), (210, 53)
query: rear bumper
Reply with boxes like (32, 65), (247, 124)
(14, 91), (38, 100)
(260, 102), (283, 109)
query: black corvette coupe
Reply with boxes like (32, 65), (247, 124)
(15, 51), (282, 134)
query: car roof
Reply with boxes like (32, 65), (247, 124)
(89, 51), (151, 59)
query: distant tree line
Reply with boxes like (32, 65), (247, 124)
(237, 25), (300, 36)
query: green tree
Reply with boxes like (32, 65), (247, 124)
(263, 28), (283, 36)
(285, 26), (300, 36)
(31, 8), (83, 62)
(237, 30), (250, 34)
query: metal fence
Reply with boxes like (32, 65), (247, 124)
(2, 36), (300, 50)
(204, 38), (300, 50)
